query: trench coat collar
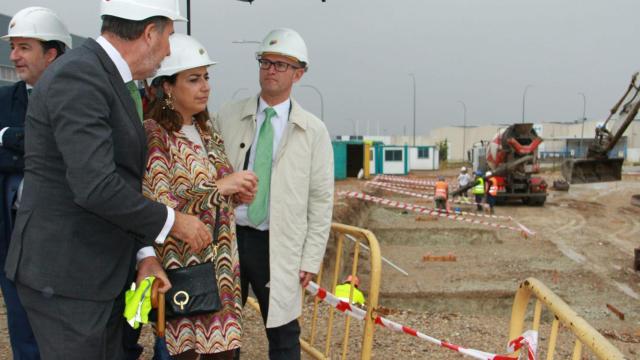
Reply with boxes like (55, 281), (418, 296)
(240, 94), (308, 131)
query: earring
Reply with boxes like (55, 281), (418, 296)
(162, 92), (175, 111)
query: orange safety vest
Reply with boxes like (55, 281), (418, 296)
(488, 177), (498, 196)
(434, 181), (448, 199)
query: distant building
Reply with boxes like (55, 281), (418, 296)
(424, 120), (640, 163)
(0, 12), (86, 86)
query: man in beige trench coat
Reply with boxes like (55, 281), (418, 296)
(216, 28), (333, 359)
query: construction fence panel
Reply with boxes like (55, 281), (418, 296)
(508, 277), (625, 360)
(246, 223), (382, 360)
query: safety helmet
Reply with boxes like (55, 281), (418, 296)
(100, 0), (187, 22)
(438, 175), (445, 181)
(485, 171), (493, 177)
(1, 7), (72, 49)
(475, 170), (483, 176)
(460, 166), (467, 172)
(344, 275), (360, 287)
(256, 28), (308, 69)
(152, 34), (216, 81)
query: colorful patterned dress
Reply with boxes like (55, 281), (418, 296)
(142, 119), (242, 355)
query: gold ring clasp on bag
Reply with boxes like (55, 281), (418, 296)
(173, 291), (190, 310)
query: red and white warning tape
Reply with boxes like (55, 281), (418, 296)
(373, 180), (436, 190)
(375, 174), (441, 186)
(366, 181), (511, 220)
(339, 191), (535, 236)
(305, 281), (538, 360)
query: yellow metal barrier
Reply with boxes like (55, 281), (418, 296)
(247, 223), (381, 360)
(508, 277), (625, 360)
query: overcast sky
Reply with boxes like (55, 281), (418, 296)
(2, 0), (639, 137)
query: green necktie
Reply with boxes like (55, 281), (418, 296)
(126, 81), (143, 122)
(248, 107), (277, 226)
(27, 88), (32, 96)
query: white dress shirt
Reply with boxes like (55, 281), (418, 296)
(95, 36), (174, 261)
(235, 97), (290, 230)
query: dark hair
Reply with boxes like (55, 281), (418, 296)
(41, 40), (66, 59)
(100, 15), (168, 41)
(146, 75), (210, 133)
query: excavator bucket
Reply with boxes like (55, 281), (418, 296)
(561, 158), (623, 184)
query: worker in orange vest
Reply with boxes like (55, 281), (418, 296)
(484, 171), (498, 214)
(434, 175), (449, 212)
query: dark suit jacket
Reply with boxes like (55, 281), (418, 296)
(0, 81), (26, 266)
(5, 38), (167, 301)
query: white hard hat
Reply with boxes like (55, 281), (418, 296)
(152, 34), (216, 81)
(485, 171), (493, 177)
(257, 28), (308, 68)
(1, 7), (72, 49)
(100, 0), (187, 22)
(460, 166), (467, 172)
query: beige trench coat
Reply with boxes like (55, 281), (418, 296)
(215, 95), (334, 328)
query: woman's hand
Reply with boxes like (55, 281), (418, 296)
(217, 171), (258, 197)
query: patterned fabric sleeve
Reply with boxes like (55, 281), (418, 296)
(144, 119), (225, 213)
(143, 120), (180, 209)
(173, 180), (224, 213)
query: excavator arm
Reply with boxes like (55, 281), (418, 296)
(562, 72), (639, 184)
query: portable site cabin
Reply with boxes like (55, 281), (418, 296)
(373, 144), (409, 175)
(407, 145), (439, 171)
(334, 142), (438, 179)
(332, 140), (374, 180)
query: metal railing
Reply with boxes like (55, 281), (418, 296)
(247, 222), (382, 360)
(508, 277), (625, 360)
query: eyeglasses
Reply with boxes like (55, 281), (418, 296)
(257, 58), (301, 72)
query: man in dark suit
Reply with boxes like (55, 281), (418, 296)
(0, 7), (72, 360)
(4, 1), (212, 359)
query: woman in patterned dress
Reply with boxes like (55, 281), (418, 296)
(143, 34), (257, 360)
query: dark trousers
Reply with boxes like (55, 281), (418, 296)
(0, 270), (40, 360)
(487, 195), (496, 208)
(475, 194), (483, 211)
(16, 282), (126, 360)
(236, 225), (301, 360)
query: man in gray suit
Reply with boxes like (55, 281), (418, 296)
(4, 1), (212, 359)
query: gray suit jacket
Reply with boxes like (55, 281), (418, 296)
(4, 38), (167, 301)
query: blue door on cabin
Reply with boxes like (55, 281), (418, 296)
(332, 142), (347, 179)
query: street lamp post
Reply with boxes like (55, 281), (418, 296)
(231, 40), (261, 44)
(579, 92), (587, 157)
(300, 84), (324, 122)
(522, 84), (533, 123)
(186, 0), (191, 35)
(457, 100), (467, 162)
(409, 73), (416, 146)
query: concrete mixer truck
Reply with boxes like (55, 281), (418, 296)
(455, 123), (548, 205)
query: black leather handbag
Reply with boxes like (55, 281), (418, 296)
(159, 206), (223, 320)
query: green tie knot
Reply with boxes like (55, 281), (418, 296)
(264, 107), (277, 119)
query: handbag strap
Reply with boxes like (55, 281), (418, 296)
(212, 204), (221, 248)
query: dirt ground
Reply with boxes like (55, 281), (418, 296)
(1, 169), (639, 359)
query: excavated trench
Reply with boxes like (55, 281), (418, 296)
(331, 199), (531, 318)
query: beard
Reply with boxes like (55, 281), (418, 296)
(137, 42), (165, 79)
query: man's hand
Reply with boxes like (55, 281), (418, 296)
(137, 256), (171, 293)
(170, 211), (212, 253)
(299, 271), (314, 288)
